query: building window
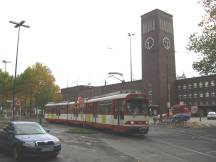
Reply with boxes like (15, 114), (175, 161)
(206, 101), (209, 105)
(193, 83), (197, 88)
(205, 92), (209, 98)
(178, 85), (181, 90)
(143, 19), (155, 34)
(205, 81), (209, 87)
(194, 93), (197, 98)
(178, 95), (181, 100)
(200, 93), (203, 98)
(148, 83), (152, 96)
(199, 82), (203, 88)
(188, 84), (192, 89)
(189, 94), (192, 98)
(183, 84), (187, 90)
(210, 80), (215, 87)
(211, 91), (215, 97)
(212, 101), (215, 105)
(199, 101), (203, 105)
(184, 94), (187, 99)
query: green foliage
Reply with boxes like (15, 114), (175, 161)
(0, 70), (13, 108)
(187, 0), (216, 75)
(0, 63), (62, 114)
(18, 63), (62, 107)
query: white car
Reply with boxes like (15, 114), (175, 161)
(207, 112), (216, 120)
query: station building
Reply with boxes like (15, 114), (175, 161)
(61, 9), (216, 115)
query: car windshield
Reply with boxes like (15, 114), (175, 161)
(208, 112), (216, 114)
(14, 123), (46, 135)
(127, 99), (148, 115)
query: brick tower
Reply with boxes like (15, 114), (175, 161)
(141, 9), (176, 113)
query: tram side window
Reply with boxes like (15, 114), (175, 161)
(73, 105), (79, 117)
(86, 103), (94, 114)
(60, 105), (67, 114)
(68, 104), (73, 114)
(98, 101), (112, 115)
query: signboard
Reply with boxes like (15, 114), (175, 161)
(191, 106), (198, 114)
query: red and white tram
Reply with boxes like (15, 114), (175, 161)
(44, 92), (150, 134)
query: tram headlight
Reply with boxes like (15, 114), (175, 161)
(130, 121), (134, 125)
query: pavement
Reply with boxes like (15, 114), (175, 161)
(149, 117), (216, 128)
(187, 117), (216, 127)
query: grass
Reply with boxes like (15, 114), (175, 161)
(67, 127), (98, 134)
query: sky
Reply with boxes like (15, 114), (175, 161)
(0, 0), (204, 88)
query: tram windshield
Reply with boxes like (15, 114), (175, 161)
(127, 99), (148, 115)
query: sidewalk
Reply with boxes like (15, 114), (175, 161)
(187, 117), (216, 128)
(149, 117), (216, 128)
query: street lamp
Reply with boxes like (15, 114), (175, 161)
(9, 20), (30, 120)
(108, 72), (125, 92)
(128, 33), (135, 82)
(2, 60), (11, 72)
(108, 72), (124, 82)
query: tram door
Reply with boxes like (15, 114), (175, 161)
(113, 100), (125, 126)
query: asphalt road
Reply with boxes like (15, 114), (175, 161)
(0, 123), (216, 162)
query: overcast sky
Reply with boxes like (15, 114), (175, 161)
(0, 0), (204, 88)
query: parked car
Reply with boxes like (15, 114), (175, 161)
(207, 112), (216, 120)
(0, 121), (61, 161)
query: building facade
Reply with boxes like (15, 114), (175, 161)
(60, 9), (216, 115)
(176, 75), (216, 115)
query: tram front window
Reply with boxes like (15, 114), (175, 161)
(127, 100), (148, 115)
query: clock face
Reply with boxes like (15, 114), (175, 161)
(163, 37), (171, 50)
(145, 37), (154, 50)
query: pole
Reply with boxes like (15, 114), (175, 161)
(128, 33), (135, 82)
(129, 35), (132, 82)
(10, 20), (30, 120)
(12, 27), (20, 120)
(4, 62), (6, 72)
(2, 60), (11, 73)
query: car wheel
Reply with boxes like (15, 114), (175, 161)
(13, 146), (21, 161)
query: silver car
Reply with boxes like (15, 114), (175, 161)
(207, 112), (216, 120)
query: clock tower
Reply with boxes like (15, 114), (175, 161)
(141, 9), (176, 113)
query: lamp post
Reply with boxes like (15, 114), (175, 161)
(128, 33), (135, 82)
(9, 20), (30, 120)
(2, 60), (11, 72)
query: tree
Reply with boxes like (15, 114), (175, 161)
(187, 0), (216, 75)
(18, 63), (62, 115)
(0, 69), (13, 109)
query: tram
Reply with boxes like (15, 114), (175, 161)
(45, 92), (150, 134)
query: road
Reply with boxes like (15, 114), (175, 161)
(0, 123), (216, 162)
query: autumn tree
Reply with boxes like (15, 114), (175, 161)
(187, 0), (216, 75)
(18, 63), (62, 115)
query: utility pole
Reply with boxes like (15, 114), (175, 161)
(128, 33), (135, 82)
(2, 60), (11, 72)
(9, 20), (30, 120)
